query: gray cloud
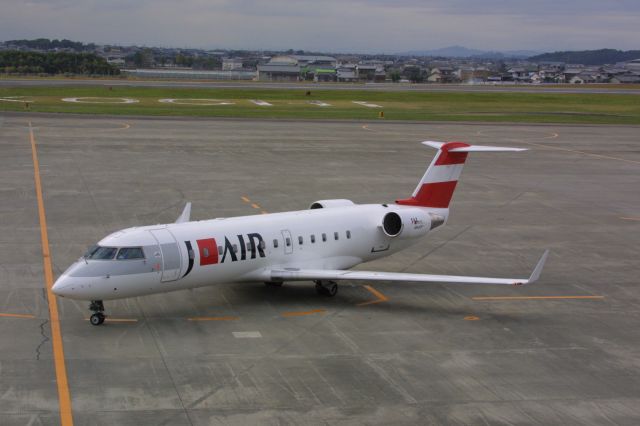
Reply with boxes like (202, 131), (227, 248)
(1, 0), (638, 52)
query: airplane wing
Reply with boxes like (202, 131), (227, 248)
(175, 202), (191, 223)
(270, 250), (549, 286)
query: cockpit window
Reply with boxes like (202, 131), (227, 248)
(86, 246), (117, 260)
(116, 247), (145, 260)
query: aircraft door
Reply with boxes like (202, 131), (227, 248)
(281, 230), (293, 255)
(149, 228), (182, 282)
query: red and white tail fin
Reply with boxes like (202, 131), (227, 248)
(396, 141), (526, 208)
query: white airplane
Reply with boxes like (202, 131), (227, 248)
(53, 141), (548, 325)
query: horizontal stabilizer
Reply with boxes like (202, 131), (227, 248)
(175, 202), (191, 224)
(269, 251), (549, 286)
(421, 141), (526, 152)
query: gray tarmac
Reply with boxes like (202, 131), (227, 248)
(2, 78), (640, 95)
(0, 114), (639, 425)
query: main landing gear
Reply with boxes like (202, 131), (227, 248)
(315, 280), (338, 297)
(89, 300), (106, 326)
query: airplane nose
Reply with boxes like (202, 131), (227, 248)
(52, 275), (71, 297)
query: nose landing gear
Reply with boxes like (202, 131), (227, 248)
(315, 280), (338, 297)
(89, 300), (106, 326)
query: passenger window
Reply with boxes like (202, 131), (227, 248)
(311, 234), (316, 243)
(116, 247), (144, 260)
(203, 248), (210, 258)
(322, 233), (327, 242)
(218, 246), (223, 255)
(298, 236), (303, 245)
(246, 242), (252, 251)
(346, 230), (351, 239)
(260, 240), (266, 250)
(233, 244), (238, 253)
(286, 237), (291, 247)
(334, 232), (339, 241)
(273, 239), (279, 248)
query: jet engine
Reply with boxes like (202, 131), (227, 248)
(309, 199), (355, 209)
(381, 209), (445, 238)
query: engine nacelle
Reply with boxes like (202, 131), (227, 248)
(381, 208), (444, 238)
(309, 199), (355, 209)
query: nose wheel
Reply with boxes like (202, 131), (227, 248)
(89, 300), (106, 326)
(315, 280), (338, 297)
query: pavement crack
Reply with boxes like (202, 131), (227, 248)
(35, 319), (50, 360)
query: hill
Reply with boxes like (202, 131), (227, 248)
(400, 46), (540, 58)
(529, 49), (640, 65)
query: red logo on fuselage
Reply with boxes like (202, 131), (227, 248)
(196, 238), (218, 266)
(196, 233), (266, 267)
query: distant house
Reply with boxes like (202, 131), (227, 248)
(427, 70), (442, 83)
(610, 74), (640, 84)
(460, 67), (490, 82)
(622, 59), (640, 71)
(355, 64), (377, 81)
(337, 65), (357, 82)
(507, 67), (531, 82)
(106, 57), (125, 67)
(428, 67), (457, 83)
(257, 63), (300, 81)
(307, 67), (336, 82)
(292, 55), (337, 68)
(569, 73), (599, 84)
(569, 76), (583, 84)
(270, 55), (337, 68)
(222, 58), (243, 71)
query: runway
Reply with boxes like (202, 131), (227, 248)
(1, 114), (639, 425)
(2, 78), (640, 95)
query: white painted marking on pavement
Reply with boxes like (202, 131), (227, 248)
(309, 100), (332, 107)
(233, 331), (262, 338)
(353, 101), (382, 108)
(250, 100), (273, 106)
(62, 97), (139, 104)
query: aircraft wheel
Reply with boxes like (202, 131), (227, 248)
(315, 281), (338, 297)
(326, 282), (338, 297)
(90, 313), (105, 326)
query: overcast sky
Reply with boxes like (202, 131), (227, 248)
(1, 0), (638, 53)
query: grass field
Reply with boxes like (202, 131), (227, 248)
(2, 85), (640, 124)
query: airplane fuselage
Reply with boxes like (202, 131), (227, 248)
(55, 203), (444, 300)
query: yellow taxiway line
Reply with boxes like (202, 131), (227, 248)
(29, 122), (74, 426)
(0, 312), (35, 319)
(241, 195), (269, 214)
(187, 316), (240, 321)
(472, 295), (604, 301)
(357, 284), (389, 306)
(281, 308), (326, 317)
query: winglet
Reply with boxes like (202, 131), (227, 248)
(525, 250), (549, 284)
(175, 202), (191, 224)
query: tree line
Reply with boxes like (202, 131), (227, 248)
(528, 49), (640, 66)
(0, 51), (120, 75)
(4, 38), (96, 52)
